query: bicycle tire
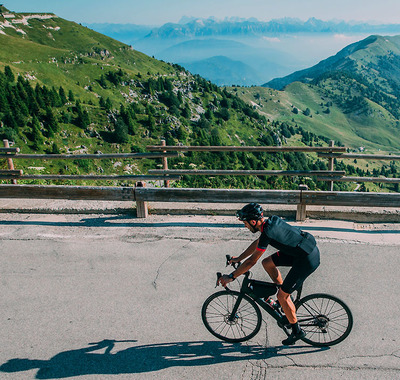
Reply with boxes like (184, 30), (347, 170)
(296, 293), (353, 347)
(201, 290), (262, 343)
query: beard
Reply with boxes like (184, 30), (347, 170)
(249, 224), (258, 233)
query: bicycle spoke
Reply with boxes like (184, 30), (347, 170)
(202, 291), (262, 343)
(296, 294), (353, 347)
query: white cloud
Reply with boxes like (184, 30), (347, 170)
(262, 36), (281, 43)
(333, 34), (354, 41)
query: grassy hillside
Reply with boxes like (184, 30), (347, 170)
(232, 82), (400, 151)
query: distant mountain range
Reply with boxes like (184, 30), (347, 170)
(87, 17), (400, 86)
(182, 56), (264, 86)
(145, 17), (400, 38)
(228, 34), (400, 150)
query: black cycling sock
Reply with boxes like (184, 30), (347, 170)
(291, 322), (301, 334)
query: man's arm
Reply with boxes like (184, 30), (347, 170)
(231, 248), (265, 278)
(233, 239), (259, 262)
(219, 242), (266, 286)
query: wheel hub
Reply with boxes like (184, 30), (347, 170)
(224, 313), (239, 325)
(315, 315), (329, 332)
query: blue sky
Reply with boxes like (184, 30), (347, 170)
(6, 0), (400, 25)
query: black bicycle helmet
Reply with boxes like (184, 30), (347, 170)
(236, 203), (263, 221)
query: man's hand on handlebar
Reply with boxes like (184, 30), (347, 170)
(228, 256), (240, 265)
(226, 254), (240, 268)
(218, 274), (234, 287)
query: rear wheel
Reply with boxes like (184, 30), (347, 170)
(202, 290), (262, 343)
(296, 293), (353, 347)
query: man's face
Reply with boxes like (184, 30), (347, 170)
(244, 220), (258, 233)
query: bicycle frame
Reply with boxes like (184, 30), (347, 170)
(206, 257), (353, 346)
(226, 271), (302, 334)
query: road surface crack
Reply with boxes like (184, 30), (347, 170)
(152, 241), (191, 290)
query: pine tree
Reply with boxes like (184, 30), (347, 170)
(35, 83), (45, 108)
(181, 103), (191, 118)
(99, 96), (106, 109)
(31, 115), (44, 150)
(44, 106), (58, 137)
(4, 66), (15, 82)
(50, 142), (60, 154)
(59, 86), (67, 104)
(0, 85), (9, 114)
(113, 118), (129, 143)
(3, 112), (17, 129)
(68, 90), (75, 102)
(148, 114), (156, 133)
(50, 86), (62, 107)
(75, 100), (90, 128)
(98, 74), (107, 89)
(105, 97), (112, 111)
(120, 104), (135, 135)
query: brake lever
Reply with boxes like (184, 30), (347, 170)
(216, 272), (231, 290)
(226, 254), (240, 269)
(216, 272), (222, 288)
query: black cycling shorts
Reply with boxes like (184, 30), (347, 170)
(271, 247), (320, 294)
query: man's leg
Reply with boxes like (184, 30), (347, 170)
(277, 288), (296, 323)
(263, 254), (305, 345)
(262, 256), (283, 285)
(278, 286), (306, 345)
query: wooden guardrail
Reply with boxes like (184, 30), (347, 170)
(147, 142), (400, 191)
(134, 186), (400, 219)
(147, 141), (346, 190)
(148, 169), (346, 177)
(318, 153), (400, 160)
(1, 140), (399, 220)
(0, 184), (135, 201)
(0, 139), (180, 183)
(146, 145), (347, 152)
(0, 184), (398, 219)
(0, 152), (180, 160)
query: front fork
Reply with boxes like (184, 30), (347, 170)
(228, 293), (245, 322)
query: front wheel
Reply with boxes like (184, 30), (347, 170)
(201, 290), (262, 343)
(296, 293), (353, 347)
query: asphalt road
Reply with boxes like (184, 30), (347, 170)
(0, 213), (399, 380)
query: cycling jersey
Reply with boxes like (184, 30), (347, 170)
(256, 216), (320, 294)
(256, 215), (316, 255)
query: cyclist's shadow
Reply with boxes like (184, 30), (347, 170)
(0, 339), (328, 378)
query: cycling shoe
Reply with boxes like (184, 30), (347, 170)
(282, 329), (306, 345)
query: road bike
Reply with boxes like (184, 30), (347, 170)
(202, 255), (353, 347)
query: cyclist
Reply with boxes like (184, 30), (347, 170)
(218, 202), (320, 345)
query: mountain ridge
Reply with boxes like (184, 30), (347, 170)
(144, 17), (400, 39)
(264, 34), (400, 95)
(88, 17), (400, 86)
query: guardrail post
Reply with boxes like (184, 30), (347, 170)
(135, 181), (148, 218)
(328, 140), (335, 191)
(161, 139), (170, 188)
(296, 184), (308, 221)
(3, 139), (17, 185)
